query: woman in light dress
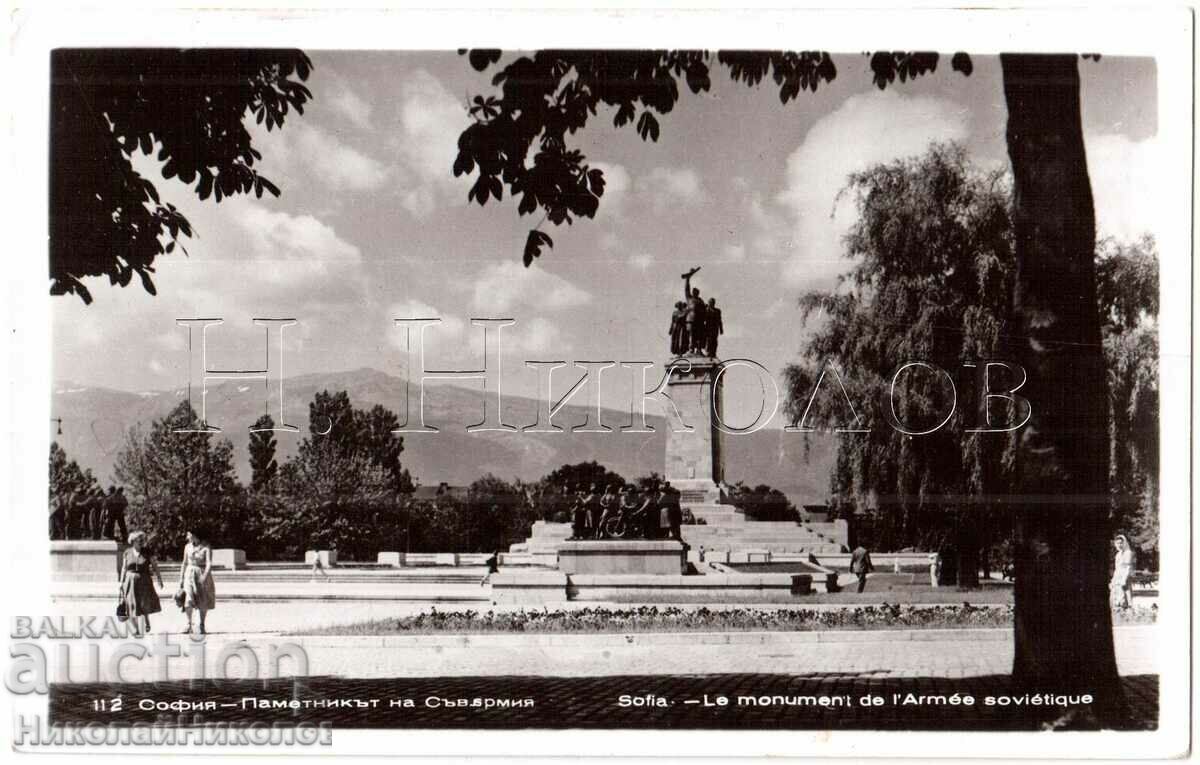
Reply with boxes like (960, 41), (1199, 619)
(1110, 534), (1136, 609)
(119, 531), (163, 637)
(179, 527), (217, 634)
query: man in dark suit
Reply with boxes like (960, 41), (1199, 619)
(850, 545), (875, 593)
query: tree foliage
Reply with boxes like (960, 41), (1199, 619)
(248, 414), (279, 492)
(260, 391), (412, 559)
(783, 144), (1018, 578)
(50, 48), (312, 303)
(112, 400), (243, 552)
(1098, 237), (1159, 565)
(727, 482), (798, 522)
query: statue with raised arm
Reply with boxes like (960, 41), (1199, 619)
(680, 266), (707, 355)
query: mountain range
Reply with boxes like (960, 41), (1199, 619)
(50, 367), (837, 506)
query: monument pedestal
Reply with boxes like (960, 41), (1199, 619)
(51, 539), (121, 581)
(557, 540), (688, 575)
(664, 356), (724, 491)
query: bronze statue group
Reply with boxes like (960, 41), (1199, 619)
(567, 482), (684, 542)
(49, 485), (128, 542)
(669, 266), (724, 358)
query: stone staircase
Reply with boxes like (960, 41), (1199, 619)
(680, 503), (847, 554)
(509, 509), (849, 558)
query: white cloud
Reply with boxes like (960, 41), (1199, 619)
(393, 69), (472, 217)
(776, 91), (969, 287)
(592, 162), (631, 214)
(471, 261), (592, 314)
(275, 123), (390, 193)
(389, 299), (467, 346)
(640, 166), (705, 210)
(155, 202), (367, 313)
(628, 252), (654, 271)
(507, 317), (564, 355)
(236, 204), (362, 281)
(1086, 133), (1162, 242)
(722, 244), (746, 262)
(330, 87), (373, 131)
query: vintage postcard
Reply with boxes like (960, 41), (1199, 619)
(3, 4), (1192, 760)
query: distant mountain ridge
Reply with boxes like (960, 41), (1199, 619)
(50, 367), (836, 506)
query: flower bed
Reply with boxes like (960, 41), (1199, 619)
(303, 603), (1156, 636)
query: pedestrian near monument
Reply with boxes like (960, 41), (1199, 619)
(1110, 534), (1135, 609)
(480, 550), (500, 586)
(118, 531), (163, 637)
(850, 544), (875, 593)
(180, 527), (216, 635)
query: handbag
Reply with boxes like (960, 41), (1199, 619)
(115, 600), (128, 622)
(173, 589), (186, 609)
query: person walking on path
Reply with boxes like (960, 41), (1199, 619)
(119, 531), (163, 637)
(480, 551), (500, 587)
(180, 527), (216, 635)
(1110, 534), (1136, 609)
(850, 544), (875, 594)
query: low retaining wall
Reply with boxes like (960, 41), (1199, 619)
(212, 549), (246, 570)
(377, 552), (496, 567)
(305, 550), (338, 567)
(51, 540), (121, 581)
(816, 552), (935, 573)
(558, 540), (687, 575)
(491, 568), (839, 605)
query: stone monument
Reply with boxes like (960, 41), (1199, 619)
(665, 266), (726, 508)
(663, 357), (724, 505)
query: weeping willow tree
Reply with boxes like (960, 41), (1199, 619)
(1097, 236), (1159, 566)
(784, 143), (1020, 588)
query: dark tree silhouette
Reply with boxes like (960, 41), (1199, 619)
(455, 50), (1121, 725)
(49, 48), (312, 303)
(248, 414), (279, 492)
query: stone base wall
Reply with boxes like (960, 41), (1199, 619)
(557, 540), (687, 576)
(51, 540), (121, 581)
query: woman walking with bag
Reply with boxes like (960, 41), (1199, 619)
(179, 527), (217, 635)
(118, 531), (163, 637)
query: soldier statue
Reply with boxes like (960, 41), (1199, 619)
(681, 266), (707, 355)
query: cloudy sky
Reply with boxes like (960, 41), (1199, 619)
(51, 51), (1159, 428)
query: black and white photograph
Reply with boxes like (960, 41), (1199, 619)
(3, 4), (1193, 759)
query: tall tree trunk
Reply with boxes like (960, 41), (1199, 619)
(955, 508), (981, 589)
(1001, 54), (1121, 726)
